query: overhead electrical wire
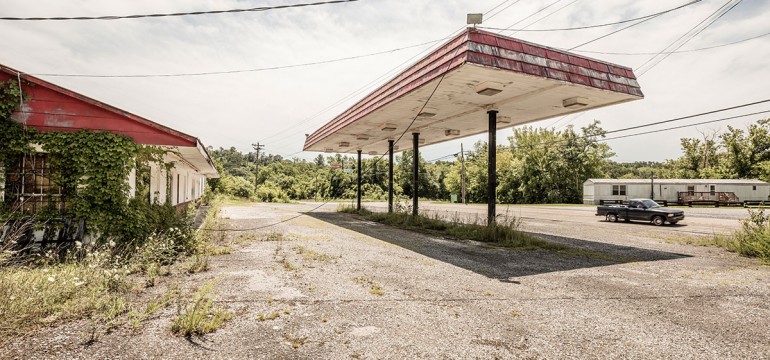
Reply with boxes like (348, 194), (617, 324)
(32, 38), (446, 78)
(420, 98), (770, 161)
(0, 0), (359, 21)
(508, 0), (580, 36)
(264, 0), (519, 153)
(567, 0), (703, 51)
(637, 0), (742, 76)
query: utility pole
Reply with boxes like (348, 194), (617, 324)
(252, 142), (264, 188)
(460, 143), (466, 204)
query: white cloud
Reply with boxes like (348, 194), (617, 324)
(1, 0), (768, 162)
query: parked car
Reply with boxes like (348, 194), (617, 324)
(596, 199), (685, 226)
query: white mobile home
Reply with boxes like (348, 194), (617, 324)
(583, 179), (770, 205)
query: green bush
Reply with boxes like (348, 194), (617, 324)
(255, 181), (290, 203)
(734, 209), (770, 261)
(218, 175), (255, 199)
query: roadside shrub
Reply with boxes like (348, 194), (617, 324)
(218, 174), (255, 199)
(255, 181), (290, 203)
(734, 209), (770, 261)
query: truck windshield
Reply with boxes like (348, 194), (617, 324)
(641, 199), (661, 208)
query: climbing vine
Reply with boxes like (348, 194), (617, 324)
(0, 79), (187, 244)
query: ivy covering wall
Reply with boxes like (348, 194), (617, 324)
(0, 79), (186, 244)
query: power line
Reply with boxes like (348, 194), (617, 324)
(480, 1), (698, 33)
(260, 0), (516, 151)
(568, 0), (703, 51)
(637, 0), (742, 76)
(31, 38), (443, 78)
(501, 0), (565, 32)
(0, 0), (359, 21)
(572, 30), (770, 56)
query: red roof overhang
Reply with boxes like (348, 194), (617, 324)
(1, 64), (197, 147)
(304, 28), (643, 154)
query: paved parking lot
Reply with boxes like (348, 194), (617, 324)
(4, 202), (768, 359)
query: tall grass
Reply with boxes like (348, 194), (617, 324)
(338, 205), (561, 250)
(733, 209), (770, 261)
(171, 280), (232, 337)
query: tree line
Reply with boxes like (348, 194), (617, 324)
(208, 118), (770, 204)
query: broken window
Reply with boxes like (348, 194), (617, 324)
(3, 153), (66, 214)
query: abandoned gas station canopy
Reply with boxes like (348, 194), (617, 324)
(303, 28), (643, 154)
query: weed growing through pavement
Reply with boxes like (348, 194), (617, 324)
(257, 311), (281, 322)
(184, 254), (210, 274)
(353, 276), (385, 296)
(171, 280), (232, 337)
(292, 246), (337, 262)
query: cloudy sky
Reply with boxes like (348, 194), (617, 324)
(1, 0), (768, 163)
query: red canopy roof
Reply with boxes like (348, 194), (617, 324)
(304, 28), (643, 154)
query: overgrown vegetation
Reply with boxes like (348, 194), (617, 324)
(0, 196), (232, 340)
(171, 280), (233, 337)
(666, 209), (770, 262)
(338, 204), (560, 250)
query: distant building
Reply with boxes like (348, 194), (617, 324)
(583, 178), (770, 205)
(0, 64), (219, 212)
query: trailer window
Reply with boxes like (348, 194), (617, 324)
(753, 185), (757, 191)
(687, 185), (695, 195)
(612, 185), (626, 196)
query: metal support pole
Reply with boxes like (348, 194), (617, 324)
(487, 110), (498, 225)
(388, 140), (394, 213)
(356, 150), (362, 211)
(412, 132), (419, 217)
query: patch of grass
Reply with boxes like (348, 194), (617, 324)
(128, 288), (179, 330)
(510, 310), (522, 317)
(340, 206), (561, 250)
(284, 334), (307, 349)
(666, 209), (770, 262)
(0, 252), (133, 338)
(257, 311), (280, 321)
(265, 231), (286, 242)
(171, 280), (233, 337)
(282, 259), (297, 271)
(292, 246), (336, 262)
(184, 254), (210, 274)
(353, 276), (384, 296)
(208, 246), (232, 256)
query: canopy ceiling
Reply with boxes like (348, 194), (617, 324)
(304, 28), (643, 154)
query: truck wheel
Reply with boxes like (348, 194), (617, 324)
(652, 216), (665, 226)
(607, 214), (618, 222)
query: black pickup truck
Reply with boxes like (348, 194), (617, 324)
(596, 199), (685, 226)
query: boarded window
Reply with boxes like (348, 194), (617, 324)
(3, 154), (66, 214)
(612, 184), (627, 196)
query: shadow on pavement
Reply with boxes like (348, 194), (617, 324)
(306, 212), (691, 281)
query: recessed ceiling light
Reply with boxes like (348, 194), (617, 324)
(444, 129), (460, 136)
(418, 112), (436, 118)
(324, 148), (334, 153)
(356, 135), (370, 141)
(339, 142), (350, 148)
(475, 81), (504, 96)
(563, 97), (588, 109)
(368, 151), (378, 155)
(381, 124), (397, 132)
(496, 116), (512, 124)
